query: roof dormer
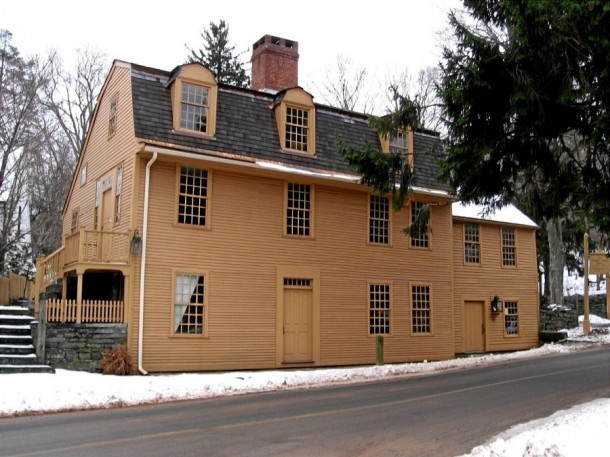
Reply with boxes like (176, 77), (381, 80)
(379, 128), (414, 170)
(168, 63), (218, 137)
(272, 87), (316, 155)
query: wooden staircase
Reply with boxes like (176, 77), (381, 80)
(0, 304), (54, 374)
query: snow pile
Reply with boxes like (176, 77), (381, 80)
(462, 399), (610, 457)
(0, 343), (572, 417)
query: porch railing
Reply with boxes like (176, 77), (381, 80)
(39, 246), (65, 291)
(45, 299), (125, 323)
(64, 229), (130, 265)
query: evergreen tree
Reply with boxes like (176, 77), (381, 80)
(438, 0), (610, 304)
(186, 20), (250, 88)
(439, 0), (610, 233)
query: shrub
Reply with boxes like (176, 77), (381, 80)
(99, 345), (135, 375)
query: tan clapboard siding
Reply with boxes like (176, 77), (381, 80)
(133, 159), (456, 372)
(452, 220), (539, 353)
(63, 64), (138, 238)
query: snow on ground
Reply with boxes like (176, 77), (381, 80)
(1, 318), (609, 456)
(563, 269), (607, 297)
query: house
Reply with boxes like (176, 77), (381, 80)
(35, 35), (539, 373)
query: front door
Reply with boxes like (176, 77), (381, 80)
(283, 278), (313, 363)
(464, 301), (485, 352)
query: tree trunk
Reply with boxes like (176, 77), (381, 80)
(545, 217), (565, 306)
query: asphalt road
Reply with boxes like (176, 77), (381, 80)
(1, 347), (609, 457)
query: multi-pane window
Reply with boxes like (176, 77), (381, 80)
(412, 285), (431, 333)
(108, 95), (118, 137)
(285, 106), (309, 152)
(410, 202), (430, 248)
(286, 183), (311, 236)
(389, 130), (408, 154)
(180, 82), (209, 133)
(178, 166), (208, 226)
(369, 283), (391, 335)
(174, 273), (205, 335)
(464, 223), (480, 263)
(369, 194), (389, 244)
(502, 227), (516, 266)
(504, 301), (519, 335)
(71, 209), (79, 233)
(80, 165), (87, 186)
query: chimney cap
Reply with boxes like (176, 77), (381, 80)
(252, 34), (298, 53)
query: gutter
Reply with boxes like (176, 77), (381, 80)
(142, 145), (450, 199)
(137, 152), (158, 375)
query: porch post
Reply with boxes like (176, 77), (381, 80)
(76, 272), (83, 324)
(78, 227), (85, 262)
(35, 256), (45, 318)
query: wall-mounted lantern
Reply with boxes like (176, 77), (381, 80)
(130, 229), (143, 255)
(491, 295), (503, 313)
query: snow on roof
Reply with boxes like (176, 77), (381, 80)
(452, 202), (538, 228)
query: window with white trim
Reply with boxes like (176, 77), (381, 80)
(286, 183), (311, 236)
(178, 166), (208, 227)
(369, 283), (391, 335)
(502, 227), (516, 266)
(411, 285), (431, 334)
(369, 194), (389, 244)
(464, 223), (480, 263)
(504, 300), (519, 335)
(174, 273), (206, 335)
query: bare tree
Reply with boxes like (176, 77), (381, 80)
(42, 47), (107, 160)
(385, 67), (443, 133)
(316, 55), (375, 113)
(0, 30), (50, 274)
(27, 47), (108, 260)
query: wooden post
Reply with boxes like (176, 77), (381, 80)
(34, 256), (45, 318)
(76, 272), (83, 324)
(78, 227), (85, 262)
(376, 335), (384, 365)
(583, 234), (590, 335)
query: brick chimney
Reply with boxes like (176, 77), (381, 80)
(251, 35), (299, 92)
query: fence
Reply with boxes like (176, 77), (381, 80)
(45, 299), (125, 323)
(0, 273), (35, 304)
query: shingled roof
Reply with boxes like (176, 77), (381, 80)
(130, 64), (450, 193)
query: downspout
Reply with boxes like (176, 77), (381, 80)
(138, 152), (158, 375)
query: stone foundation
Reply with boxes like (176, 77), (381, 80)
(45, 323), (127, 372)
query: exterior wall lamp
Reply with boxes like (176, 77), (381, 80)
(130, 229), (143, 255)
(491, 295), (503, 313)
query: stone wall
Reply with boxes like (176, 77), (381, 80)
(539, 295), (607, 331)
(45, 323), (127, 372)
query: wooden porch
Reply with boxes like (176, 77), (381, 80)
(35, 228), (132, 324)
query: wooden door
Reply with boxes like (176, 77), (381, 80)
(464, 301), (485, 352)
(283, 279), (313, 363)
(100, 189), (113, 259)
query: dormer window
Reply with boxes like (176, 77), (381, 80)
(285, 106), (309, 152)
(379, 128), (414, 169)
(169, 63), (218, 137)
(180, 82), (209, 133)
(390, 130), (408, 154)
(273, 88), (316, 155)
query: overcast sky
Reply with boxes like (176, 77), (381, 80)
(4, 0), (462, 110)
